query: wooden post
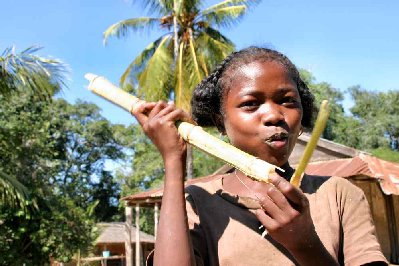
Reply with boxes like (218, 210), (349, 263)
(385, 194), (399, 263)
(154, 203), (159, 239)
(135, 203), (141, 266)
(125, 205), (133, 266)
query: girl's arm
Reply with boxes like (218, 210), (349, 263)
(255, 175), (338, 266)
(132, 101), (196, 266)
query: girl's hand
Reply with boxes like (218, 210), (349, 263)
(255, 175), (319, 253)
(131, 100), (192, 161)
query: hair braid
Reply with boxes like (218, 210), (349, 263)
(191, 52), (237, 131)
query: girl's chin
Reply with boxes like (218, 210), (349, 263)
(260, 155), (289, 168)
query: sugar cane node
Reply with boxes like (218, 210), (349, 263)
(84, 73), (284, 183)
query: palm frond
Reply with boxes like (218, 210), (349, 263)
(0, 172), (30, 209)
(202, 0), (259, 13)
(174, 0), (183, 15)
(195, 27), (235, 69)
(120, 36), (167, 87)
(103, 17), (161, 45)
(176, 42), (207, 111)
(175, 42), (185, 108)
(199, 5), (247, 28)
(0, 46), (68, 99)
(180, 0), (202, 14)
(188, 37), (202, 82)
(131, 0), (173, 15)
(136, 35), (174, 101)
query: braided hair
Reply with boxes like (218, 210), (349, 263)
(191, 46), (314, 132)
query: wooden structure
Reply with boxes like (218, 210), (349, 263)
(122, 133), (399, 264)
(94, 222), (155, 266)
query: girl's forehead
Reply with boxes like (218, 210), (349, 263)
(221, 60), (298, 101)
(229, 60), (286, 78)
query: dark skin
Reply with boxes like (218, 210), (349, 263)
(132, 61), (373, 265)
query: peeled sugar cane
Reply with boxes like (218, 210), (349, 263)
(290, 100), (330, 187)
(85, 73), (283, 183)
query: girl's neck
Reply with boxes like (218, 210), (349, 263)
(222, 164), (294, 198)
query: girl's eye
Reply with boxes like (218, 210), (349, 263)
(281, 97), (299, 107)
(239, 101), (259, 110)
(240, 101), (259, 111)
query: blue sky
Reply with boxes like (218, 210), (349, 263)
(2, 0), (398, 125)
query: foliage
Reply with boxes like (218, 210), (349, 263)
(0, 91), (128, 264)
(349, 86), (399, 150)
(300, 69), (363, 148)
(0, 46), (68, 209)
(371, 147), (399, 163)
(0, 197), (97, 265)
(103, 0), (258, 111)
(300, 69), (399, 160)
(0, 46), (67, 99)
(0, 172), (31, 209)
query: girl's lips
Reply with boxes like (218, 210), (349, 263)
(265, 138), (288, 149)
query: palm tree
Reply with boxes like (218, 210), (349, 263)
(0, 46), (67, 100)
(0, 46), (67, 207)
(104, 0), (257, 178)
(103, 0), (257, 111)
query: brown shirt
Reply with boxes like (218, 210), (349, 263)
(184, 175), (388, 266)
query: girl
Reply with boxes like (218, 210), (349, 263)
(132, 47), (387, 265)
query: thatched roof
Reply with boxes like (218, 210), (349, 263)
(96, 222), (155, 244)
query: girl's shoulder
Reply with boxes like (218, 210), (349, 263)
(301, 174), (365, 200)
(184, 174), (224, 196)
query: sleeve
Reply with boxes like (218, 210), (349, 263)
(185, 192), (208, 266)
(338, 178), (388, 266)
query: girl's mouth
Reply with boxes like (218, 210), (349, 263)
(264, 132), (289, 149)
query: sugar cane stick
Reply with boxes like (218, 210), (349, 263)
(85, 73), (283, 182)
(290, 100), (330, 187)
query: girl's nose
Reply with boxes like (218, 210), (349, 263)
(259, 103), (284, 126)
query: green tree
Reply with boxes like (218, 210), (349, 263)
(0, 92), (128, 264)
(349, 86), (399, 153)
(300, 69), (362, 147)
(0, 46), (67, 209)
(300, 69), (399, 162)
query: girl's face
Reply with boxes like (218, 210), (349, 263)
(222, 60), (303, 167)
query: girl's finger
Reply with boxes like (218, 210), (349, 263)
(147, 101), (168, 120)
(258, 191), (285, 222)
(153, 102), (178, 121)
(255, 208), (279, 232)
(131, 102), (156, 127)
(266, 183), (292, 212)
(163, 108), (192, 124)
(268, 175), (308, 209)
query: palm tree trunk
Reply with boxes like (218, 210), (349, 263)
(173, 0), (194, 179)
